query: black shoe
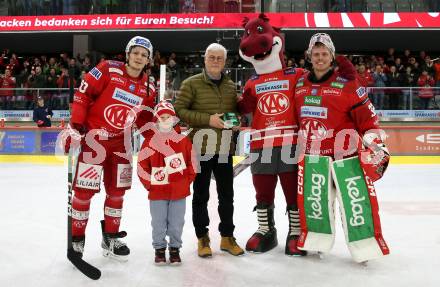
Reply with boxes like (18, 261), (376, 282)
(169, 247), (182, 266)
(155, 248), (167, 266)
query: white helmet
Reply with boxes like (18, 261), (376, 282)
(307, 33), (335, 60)
(125, 36), (153, 61)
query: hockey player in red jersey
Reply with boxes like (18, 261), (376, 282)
(295, 33), (389, 181)
(294, 33), (390, 262)
(63, 36), (156, 261)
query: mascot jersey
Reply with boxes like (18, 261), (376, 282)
(294, 70), (379, 157)
(241, 67), (304, 150)
(71, 60), (156, 139)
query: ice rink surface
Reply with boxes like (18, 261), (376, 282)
(0, 162), (439, 287)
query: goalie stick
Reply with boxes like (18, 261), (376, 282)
(66, 67), (101, 280)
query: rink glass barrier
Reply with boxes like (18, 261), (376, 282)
(1, 83), (440, 114)
(0, 84), (439, 156)
(1, 125), (440, 158)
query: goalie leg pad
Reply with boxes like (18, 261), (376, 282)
(332, 156), (390, 262)
(297, 155), (336, 253)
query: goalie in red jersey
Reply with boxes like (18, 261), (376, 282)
(294, 33), (390, 263)
(62, 36), (156, 261)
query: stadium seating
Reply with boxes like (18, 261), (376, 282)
(350, 0), (366, 12)
(292, 0), (307, 12)
(410, 0), (428, 11)
(241, 0), (256, 12)
(278, 0), (292, 12)
(366, 0), (382, 12)
(381, 1), (396, 12)
(394, 0), (411, 11)
(307, 0), (324, 12)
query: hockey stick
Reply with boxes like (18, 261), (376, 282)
(66, 68), (101, 280)
(232, 155), (250, 177)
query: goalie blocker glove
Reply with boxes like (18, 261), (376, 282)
(360, 132), (390, 182)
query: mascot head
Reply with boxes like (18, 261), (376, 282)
(239, 14), (285, 75)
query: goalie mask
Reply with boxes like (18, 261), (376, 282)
(307, 33), (335, 60)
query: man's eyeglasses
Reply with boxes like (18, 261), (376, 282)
(207, 55), (224, 62)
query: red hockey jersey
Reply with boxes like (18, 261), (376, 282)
(239, 67), (304, 150)
(137, 127), (196, 200)
(0, 76), (16, 97)
(294, 71), (379, 157)
(71, 60), (156, 138)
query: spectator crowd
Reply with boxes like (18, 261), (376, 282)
(1, 47), (440, 111)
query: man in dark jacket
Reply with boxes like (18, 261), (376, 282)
(174, 43), (244, 258)
(33, 96), (53, 127)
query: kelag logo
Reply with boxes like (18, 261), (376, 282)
(304, 96), (322, 106)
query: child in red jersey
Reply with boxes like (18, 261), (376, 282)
(138, 101), (196, 266)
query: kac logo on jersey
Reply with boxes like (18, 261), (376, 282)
(255, 80), (289, 94)
(165, 153), (186, 174)
(89, 67), (102, 80)
(154, 169), (166, 181)
(129, 84), (136, 92)
(170, 158), (182, 169)
(104, 104), (137, 129)
(300, 106), (328, 119)
(151, 167), (168, 185)
(257, 92), (290, 115)
(300, 118), (329, 141)
(112, 88), (143, 106)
